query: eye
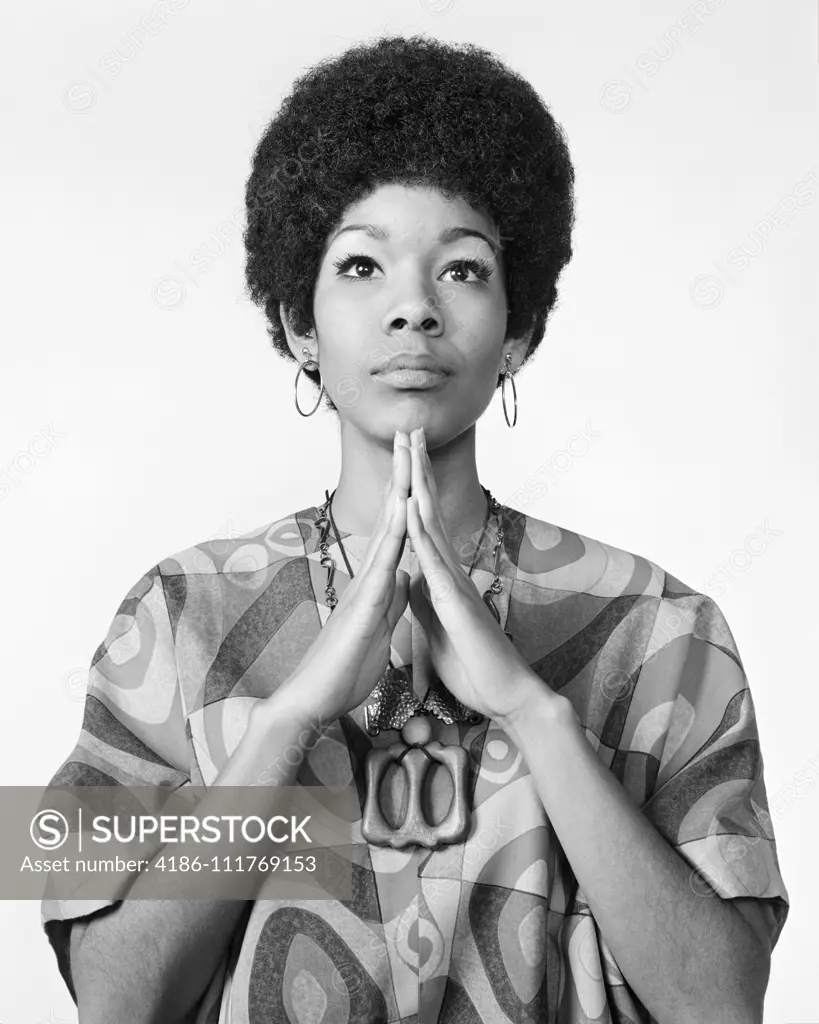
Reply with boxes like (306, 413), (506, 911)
(442, 258), (494, 286)
(332, 253), (381, 281)
(332, 253), (494, 286)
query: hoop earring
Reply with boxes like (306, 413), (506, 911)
(294, 344), (324, 417)
(501, 353), (518, 428)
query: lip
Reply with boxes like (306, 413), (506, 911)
(373, 368), (449, 389)
(372, 353), (450, 373)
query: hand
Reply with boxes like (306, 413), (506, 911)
(404, 427), (562, 726)
(265, 431), (412, 729)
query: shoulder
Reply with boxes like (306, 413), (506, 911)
(505, 504), (676, 601)
(504, 506), (738, 660)
(152, 505), (321, 581)
(119, 506), (325, 644)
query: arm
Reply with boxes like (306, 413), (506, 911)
(499, 688), (770, 1024)
(71, 695), (323, 1024)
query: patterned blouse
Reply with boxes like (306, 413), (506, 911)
(41, 501), (790, 1023)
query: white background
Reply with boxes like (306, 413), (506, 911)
(1, 1), (816, 1021)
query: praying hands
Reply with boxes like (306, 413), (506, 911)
(400, 427), (573, 731)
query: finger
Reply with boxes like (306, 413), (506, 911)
(422, 439), (445, 517)
(360, 487), (409, 611)
(417, 434), (482, 568)
(406, 494), (458, 614)
(421, 442), (461, 563)
(372, 431), (410, 563)
(358, 432), (410, 577)
(409, 434), (457, 566)
(408, 560), (436, 638)
(415, 430), (457, 557)
(408, 431), (436, 529)
(342, 506), (405, 644)
(386, 568), (410, 632)
(396, 430), (411, 498)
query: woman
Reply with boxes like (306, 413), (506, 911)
(42, 35), (789, 1023)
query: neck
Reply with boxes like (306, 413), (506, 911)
(329, 420), (489, 556)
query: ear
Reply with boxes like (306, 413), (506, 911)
(279, 302), (317, 363)
(500, 327), (534, 376)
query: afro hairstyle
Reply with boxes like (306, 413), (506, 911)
(243, 34), (576, 413)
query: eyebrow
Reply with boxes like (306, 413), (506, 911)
(329, 223), (500, 257)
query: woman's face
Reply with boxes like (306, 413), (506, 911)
(301, 183), (524, 447)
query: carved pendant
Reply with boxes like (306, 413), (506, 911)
(360, 580), (512, 848)
(361, 716), (471, 850)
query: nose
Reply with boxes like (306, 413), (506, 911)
(381, 289), (444, 338)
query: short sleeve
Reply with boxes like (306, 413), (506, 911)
(40, 564), (192, 1003)
(637, 588), (790, 951)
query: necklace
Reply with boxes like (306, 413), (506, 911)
(314, 484), (510, 849)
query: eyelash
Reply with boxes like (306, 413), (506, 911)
(331, 252), (494, 286)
